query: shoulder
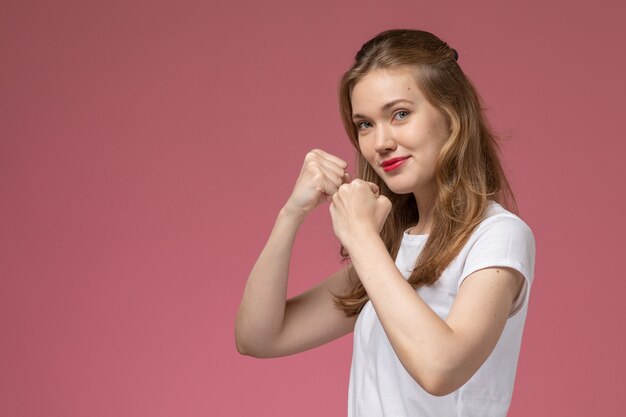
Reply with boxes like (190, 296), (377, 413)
(459, 201), (536, 283)
(454, 201), (537, 317)
(472, 201), (535, 246)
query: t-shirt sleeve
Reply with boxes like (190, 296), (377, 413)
(457, 215), (536, 318)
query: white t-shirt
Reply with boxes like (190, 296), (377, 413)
(347, 200), (536, 417)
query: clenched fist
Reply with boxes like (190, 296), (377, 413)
(329, 179), (392, 250)
(283, 149), (351, 218)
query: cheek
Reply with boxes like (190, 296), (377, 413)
(357, 137), (367, 154)
(424, 146), (442, 169)
(358, 141), (375, 159)
(433, 116), (451, 144)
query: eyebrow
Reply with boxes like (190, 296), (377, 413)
(351, 99), (415, 120)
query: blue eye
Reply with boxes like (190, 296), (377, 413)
(356, 121), (371, 130)
(394, 110), (409, 120)
(355, 111), (408, 130)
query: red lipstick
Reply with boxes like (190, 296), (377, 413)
(381, 156), (410, 172)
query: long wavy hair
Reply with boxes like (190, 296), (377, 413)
(331, 29), (518, 317)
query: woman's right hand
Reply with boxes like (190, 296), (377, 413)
(283, 149), (351, 218)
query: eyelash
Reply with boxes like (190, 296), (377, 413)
(355, 110), (410, 130)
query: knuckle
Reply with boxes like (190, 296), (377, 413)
(305, 150), (319, 160)
(306, 160), (321, 171)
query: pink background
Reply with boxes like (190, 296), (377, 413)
(1, 0), (624, 415)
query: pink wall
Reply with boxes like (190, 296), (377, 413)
(1, 0), (624, 415)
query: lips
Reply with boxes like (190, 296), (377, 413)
(380, 156), (410, 167)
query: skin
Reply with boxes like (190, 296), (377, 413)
(328, 67), (525, 395)
(235, 66), (525, 397)
(348, 66), (449, 236)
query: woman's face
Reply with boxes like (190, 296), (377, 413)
(351, 67), (450, 196)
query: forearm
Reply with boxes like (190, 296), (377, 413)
(345, 232), (458, 393)
(235, 206), (306, 355)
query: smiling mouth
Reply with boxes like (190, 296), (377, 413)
(382, 157), (409, 172)
(381, 156), (410, 167)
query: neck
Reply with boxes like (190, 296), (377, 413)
(410, 187), (436, 235)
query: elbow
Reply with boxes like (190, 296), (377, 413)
(410, 358), (469, 397)
(235, 334), (273, 358)
(235, 338), (250, 356)
(234, 326), (254, 356)
(403, 333), (480, 396)
(234, 320), (283, 358)
(235, 339), (261, 357)
(236, 344), (274, 358)
(235, 332), (259, 357)
(234, 321), (260, 357)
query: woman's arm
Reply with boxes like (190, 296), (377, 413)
(235, 205), (358, 358)
(235, 149), (354, 358)
(234, 206), (304, 356)
(345, 231), (523, 396)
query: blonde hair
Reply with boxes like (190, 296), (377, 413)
(331, 29), (518, 317)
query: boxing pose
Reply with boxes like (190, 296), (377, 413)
(236, 29), (535, 417)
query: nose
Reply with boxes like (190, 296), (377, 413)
(374, 125), (397, 153)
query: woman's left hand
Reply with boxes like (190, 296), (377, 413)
(329, 179), (392, 250)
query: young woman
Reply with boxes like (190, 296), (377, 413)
(235, 29), (536, 417)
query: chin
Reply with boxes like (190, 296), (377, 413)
(383, 175), (432, 196)
(382, 182), (417, 195)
